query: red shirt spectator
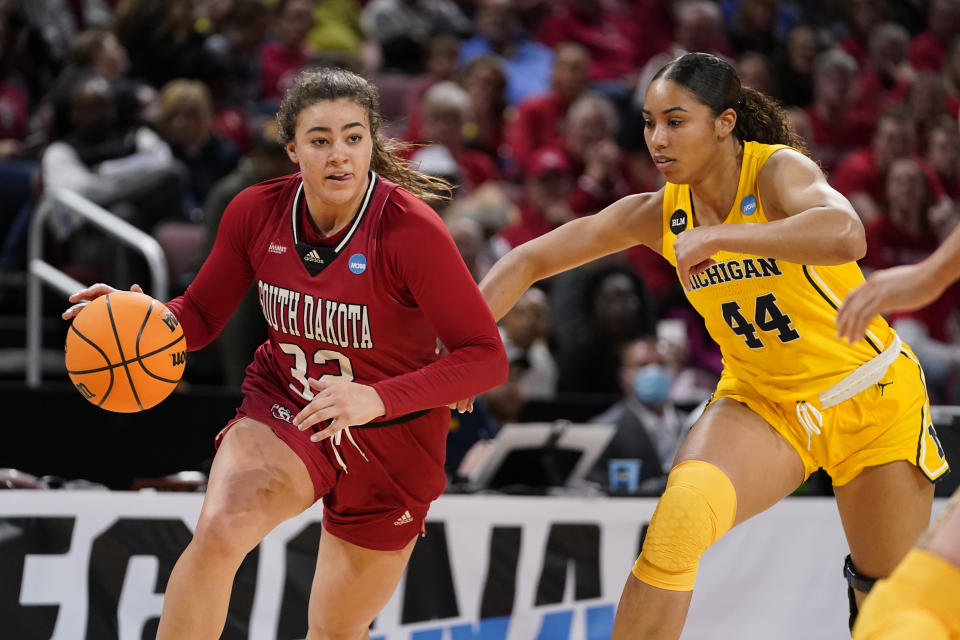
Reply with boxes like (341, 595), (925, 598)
(908, 0), (960, 72)
(537, 0), (642, 82)
(259, 0), (313, 102)
(505, 42), (590, 173)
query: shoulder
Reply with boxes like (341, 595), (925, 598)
(225, 173), (299, 219)
(379, 183), (449, 238)
(758, 146), (824, 189)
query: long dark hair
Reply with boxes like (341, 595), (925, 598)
(651, 52), (810, 157)
(277, 67), (453, 200)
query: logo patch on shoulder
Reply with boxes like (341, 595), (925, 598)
(740, 195), (757, 216)
(349, 253), (367, 274)
(669, 209), (688, 235)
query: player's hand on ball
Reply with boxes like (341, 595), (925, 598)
(62, 283), (144, 320)
(294, 378), (387, 441)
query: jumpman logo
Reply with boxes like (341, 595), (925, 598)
(877, 381), (893, 397)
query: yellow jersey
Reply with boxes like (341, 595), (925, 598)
(660, 141), (896, 403)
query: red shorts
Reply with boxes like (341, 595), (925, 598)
(216, 370), (449, 551)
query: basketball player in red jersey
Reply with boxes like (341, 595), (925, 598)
(62, 68), (508, 639)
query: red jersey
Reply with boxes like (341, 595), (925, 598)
(166, 172), (507, 420)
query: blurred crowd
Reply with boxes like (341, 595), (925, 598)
(2, 0), (960, 488)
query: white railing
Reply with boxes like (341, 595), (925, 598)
(26, 189), (168, 386)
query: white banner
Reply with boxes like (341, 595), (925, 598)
(0, 492), (946, 640)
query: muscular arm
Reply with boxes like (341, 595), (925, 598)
(481, 190), (664, 321)
(705, 149), (866, 265)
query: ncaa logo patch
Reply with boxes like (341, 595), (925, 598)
(669, 209), (688, 235)
(348, 253), (367, 274)
(740, 195), (757, 216)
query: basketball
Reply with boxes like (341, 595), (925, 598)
(65, 291), (187, 412)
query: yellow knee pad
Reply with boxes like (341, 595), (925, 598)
(632, 460), (737, 591)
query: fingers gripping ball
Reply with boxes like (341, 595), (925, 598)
(65, 291), (186, 412)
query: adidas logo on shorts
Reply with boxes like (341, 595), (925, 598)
(393, 510), (413, 526)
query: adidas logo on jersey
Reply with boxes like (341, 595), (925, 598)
(303, 250), (325, 264)
(394, 510), (413, 526)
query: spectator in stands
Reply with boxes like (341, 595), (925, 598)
(204, 0), (270, 118)
(459, 0), (554, 106)
(556, 263), (656, 394)
(499, 287), (557, 401)
(803, 48), (874, 174)
(258, 0), (314, 107)
(40, 74), (183, 282)
(861, 156), (960, 401)
(506, 41), (590, 175)
(634, 0), (730, 103)
(402, 34), (461, 132)
(459, 55), (509, 162)
(537, 0), (644, 106)
(306, 0), (365, 62)
(587, 337), (693, 491)
(907, 72), (950, 153)
(927, 115), (960, 199)
(114, 0), (224, 88)
(561, 92), (637, 217)
(773, 22), (821, 108)
(909, 0), (960, 72)
(832, 106), (946, 222)
(736, 51), (778, 98)
(853, 22), (913, 122)
(944, 38), (960, 117)
(413, 81), (498, 195)
(446, 215), (494, 282)
(156, 79), (240, 215)
(361, 0), (471, 74)
(726, 0), (781, 58)
(498, 147), (574, 248)
(837, 0), (888, 68)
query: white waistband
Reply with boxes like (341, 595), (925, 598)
(819, 333), (901, 410)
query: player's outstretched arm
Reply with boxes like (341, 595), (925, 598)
(62, 283), (144, 321)
(837, 222), (960, 342)
(479, 190), (664, 322)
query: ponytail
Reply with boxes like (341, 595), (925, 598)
(734, 87), (811, 157)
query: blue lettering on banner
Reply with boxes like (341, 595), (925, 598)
(537, 610), (573, 640)
(349, 253), (367, 274)
(586, 604), (616, 640)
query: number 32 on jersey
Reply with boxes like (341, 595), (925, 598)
(721, 293), (800, 349)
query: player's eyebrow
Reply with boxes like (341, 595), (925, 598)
(306, 122), (367, 134)
(640, 106), (689, 114)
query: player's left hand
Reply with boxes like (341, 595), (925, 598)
(293, 378), (386, 441)
(836, 264), (942, 342)
(674, 227), (718, 290)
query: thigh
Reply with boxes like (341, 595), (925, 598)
(834, 460), (934, 579)
(307, 528), (417, 637)
(198, 418), (316, 543)
(676, 397), (806, 526)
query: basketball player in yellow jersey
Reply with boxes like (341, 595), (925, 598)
(455, 52), (949, 639)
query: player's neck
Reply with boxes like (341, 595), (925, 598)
(303, 177), (370, 237)
(690, 139), (743, 225)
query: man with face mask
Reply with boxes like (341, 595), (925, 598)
(587, 337), (692, 493)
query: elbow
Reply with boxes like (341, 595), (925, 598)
(492, 341), (509, 387)
(840, 217), (867, 263)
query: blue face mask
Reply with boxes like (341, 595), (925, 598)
(633, 364), (672, 406)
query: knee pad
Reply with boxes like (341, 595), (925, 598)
(632, 460), (737, 591)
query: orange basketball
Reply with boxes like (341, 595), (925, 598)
(65, 291), (187, 412)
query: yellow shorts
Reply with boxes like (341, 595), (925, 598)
(713, 346), (950, 486)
